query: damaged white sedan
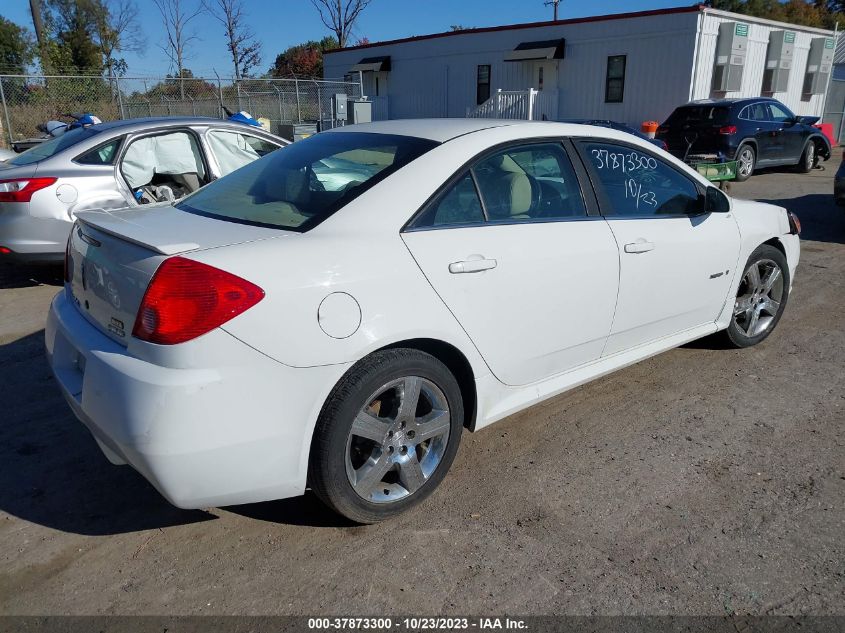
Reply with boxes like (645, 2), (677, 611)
(46, 119), (800, 523)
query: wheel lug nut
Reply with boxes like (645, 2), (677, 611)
(400, 421), (406, 429)
(407, 430), (416, 439)
(388, 430), (393, 437)
(400, 445), (407, 455)
(387, 446), (394, 454)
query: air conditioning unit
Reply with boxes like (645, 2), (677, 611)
(712, 22), (748, 92)
(803, 36), (835, 95)
(762, 30), (795, 93)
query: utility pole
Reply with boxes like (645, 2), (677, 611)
(29, 0), (52, 74)
(544, 0), (561, 21)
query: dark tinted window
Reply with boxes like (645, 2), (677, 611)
(664, 105), (730, 127)
(477, 65), (491, 105)
(768, 102), (794, 122)
(582, 141), (701, 217)
(605, 55), (626, 103)
(413, 173), (485, 228)
(9, 127), (102, 166)
(76, 138), (122, 165)
(742, 103), (768, 121)
(177, 132), (438, 231)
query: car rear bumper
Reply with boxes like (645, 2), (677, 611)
(0, 206), (71, 261)
(45, 289), (350, 509)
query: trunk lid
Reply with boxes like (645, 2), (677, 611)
(69, 204), (286, 345)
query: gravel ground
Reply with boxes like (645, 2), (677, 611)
(0, 166), (843, 616)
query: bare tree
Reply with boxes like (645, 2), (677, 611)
(310, 0), (374, 48)
(203, 0), (261, 79)
(88, 0), (146, 79)
(151, 0), (202, 98)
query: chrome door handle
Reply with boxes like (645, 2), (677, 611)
(448, 255), (498, 274)
(624, 240), (655, 254)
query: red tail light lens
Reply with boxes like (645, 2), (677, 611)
(133, 256), (264, 345)
(719, 125), (738, 135)
(0, 178), (57, 202)
(788, 211), (801, 235)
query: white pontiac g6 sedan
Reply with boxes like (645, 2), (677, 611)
(46, 119), (800, 523)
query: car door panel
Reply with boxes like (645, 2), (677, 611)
(402, 142), (620, 387)
(576, 139), (741, 356)
(403, 221), (620, 386)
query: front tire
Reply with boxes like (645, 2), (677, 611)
(735, 144), (756, 182)
(309, 349), (464, 523)
(797, 141), (816, 174)
(724, 244), (789, 348)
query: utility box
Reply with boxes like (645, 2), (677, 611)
(278, 123), (318, 142)
(803, 36), (835, 95)
(333, 93), (348, 121)
(348, 99), (373, 124)
(762, 30), (795, 92)
(712, 21), (748, 92)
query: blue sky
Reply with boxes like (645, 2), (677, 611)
(2, 0), (689, 78)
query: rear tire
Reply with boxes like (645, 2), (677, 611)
(724, 244), (789, 348)
(734, 144), (755, 182)
(797, 141), (816, 174)
(309, 349), (464, 524)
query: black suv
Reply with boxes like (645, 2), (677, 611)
(657, 97), (831, 181)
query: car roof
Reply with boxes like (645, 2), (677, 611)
(681, 97), (777, 108)
(84, 116), (282, 136)
(325, 118), (663, 143)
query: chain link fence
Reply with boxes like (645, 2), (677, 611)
(0, 74), (364, 148)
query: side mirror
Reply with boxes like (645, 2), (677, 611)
(705, 186), (730, 213)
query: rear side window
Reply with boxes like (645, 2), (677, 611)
(177, 132), (438, 231)
(207, 130), (280, 177)
(581, 141), (701, 217)
(664, 105), (730, 127)
(741, 103), (768, 121)
(411, 143), (586, 229)
(76, 138), (122, 165)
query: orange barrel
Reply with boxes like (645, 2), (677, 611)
(641, 120), (659, 138)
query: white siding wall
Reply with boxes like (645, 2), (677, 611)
(325, 11), (701, 127)
(691, 12), (832, 116)
(325, 8), (834, 125)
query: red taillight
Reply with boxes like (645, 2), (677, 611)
(0, 177), (57, 202)
(0, 246), (11, 254)
(788, 211), (801, 235)
(132, 256), (264, 345)
(719, 125), (738, 135)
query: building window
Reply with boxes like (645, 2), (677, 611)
(376, 76), (380, 96)
(477, 65), (491, 105)
(538, 66), (544, 91)
(605, 55), (626, 103)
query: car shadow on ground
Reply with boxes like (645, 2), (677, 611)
(757, 192), (845, 245)
(0, 330), (217, 535)
(0, 263), (64, 289)
(1, 329), (351, 533)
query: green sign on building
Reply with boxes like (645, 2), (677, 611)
(735, 23), (749, 37)
(784, 31), (796, 44)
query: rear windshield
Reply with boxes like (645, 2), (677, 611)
(9, 127), (102, 166)
(176, 132), (439, 231)
(664, 105), (730, 127)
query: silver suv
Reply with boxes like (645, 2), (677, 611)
(0, 117), (287, 263)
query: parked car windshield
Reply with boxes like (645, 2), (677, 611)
(176, 132), (439, 231)
(9, 127), (102, 166)
(664, 105), (730, 127)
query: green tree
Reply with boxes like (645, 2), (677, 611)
(0, 16), (35, 75)
(270, 36), (338, 78)
(706, 0), (844, 29)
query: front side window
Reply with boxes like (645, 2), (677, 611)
(605, 55), (626, 103)
(411, 143), (585, 229)
(477, 65), (491, 105)
(177, 132), (438, 231)
(581, 141), (701, 217)
(767, 102), (794, 122)
(207, 130), (280, 177)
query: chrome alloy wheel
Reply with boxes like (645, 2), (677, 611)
(738, 147), (755, 178)
(345, 376), (451, 504)
(805, 143), (815, 170)
(733, 258), (784, 338)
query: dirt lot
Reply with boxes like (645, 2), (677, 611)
(0, 166), (843, 616)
